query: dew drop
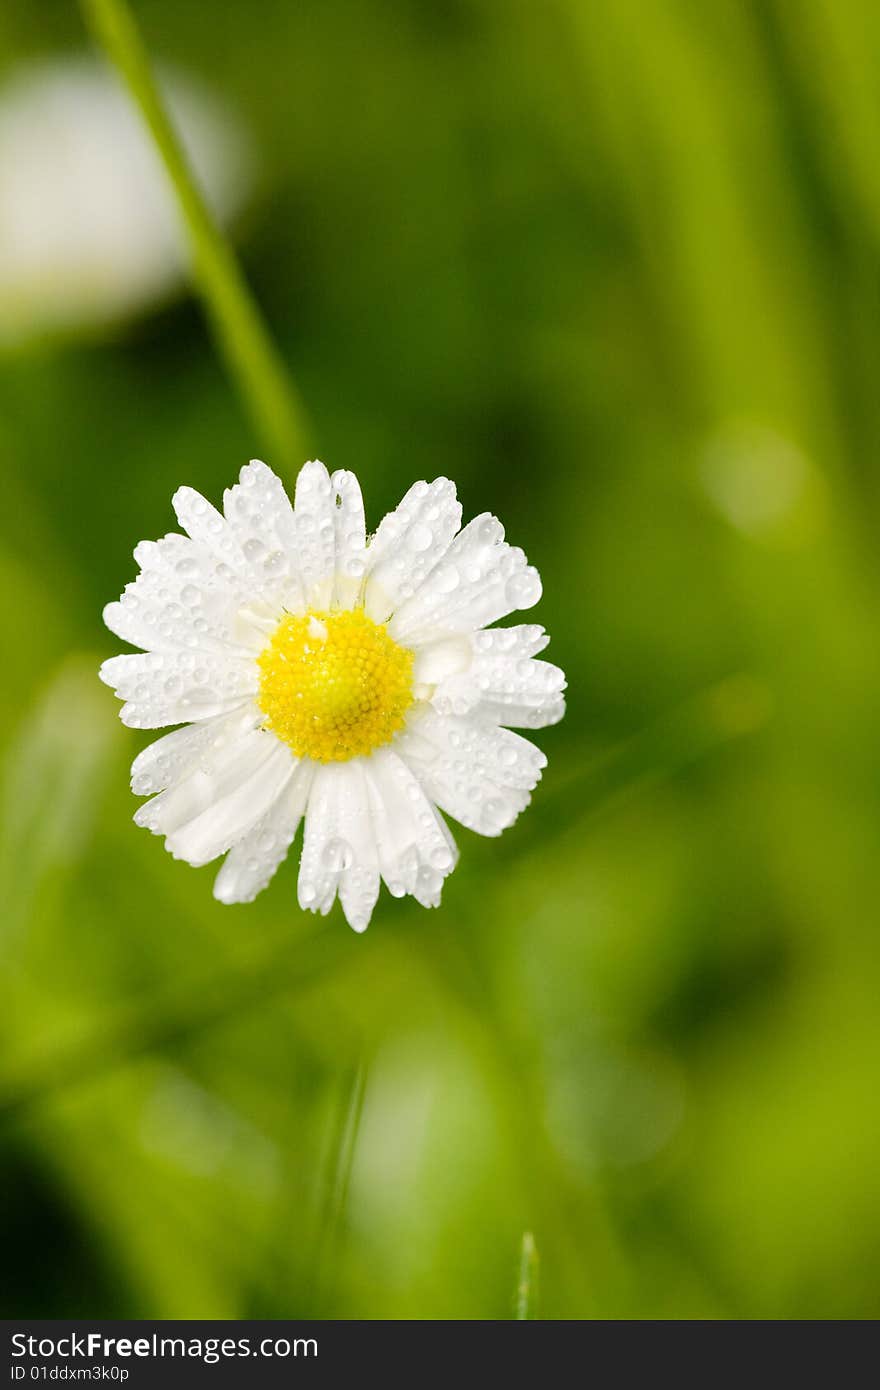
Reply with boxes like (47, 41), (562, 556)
(321, 838), (353, 871)
(504, 568), (542, 609)
(433, 564), (459, 594)
(478, 517), (504, 545)
(409, 523), (433, 552)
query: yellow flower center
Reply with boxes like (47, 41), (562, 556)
(257, 608), (415, 762)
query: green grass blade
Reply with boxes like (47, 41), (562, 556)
(79, 0), (309, 468)
(311, 1057), (368, 1315)
(516, 1231), (538, 1319)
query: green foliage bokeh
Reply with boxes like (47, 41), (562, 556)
(1, 0), (879, 1319)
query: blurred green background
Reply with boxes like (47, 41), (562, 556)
(1, 0), (879, 1320)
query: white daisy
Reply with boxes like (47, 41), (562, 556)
(100, 460), (566, 931)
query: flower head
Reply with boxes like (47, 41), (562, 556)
(100, 461), (566, 931)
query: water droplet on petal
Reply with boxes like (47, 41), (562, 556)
(409, 523), (433, 552)
(505, 567), (542, 609)
(433, 564), (459, 594)
(322, 837), (353, 871)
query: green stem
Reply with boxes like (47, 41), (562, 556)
(312, 1057), (368, 1314)
(516, 1231), (539, 1319)
(79, 0), (309, 467)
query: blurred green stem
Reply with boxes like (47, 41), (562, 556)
(312, 1057), (368, 1313)
(79, 0), (309, 467)
(516, 1231), (539, 1319)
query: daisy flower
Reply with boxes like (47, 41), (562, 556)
(100, 460), (566, 931)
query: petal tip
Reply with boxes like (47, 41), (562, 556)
(97, 656), (116, 687)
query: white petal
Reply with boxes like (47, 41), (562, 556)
(103, 535), (257, 656)
(165, 741), (295, 867)
(105, 512), (292, 661)
(338, 863), (381, 934)
(430, 625), (566, 730)
(213, 759), (314, 903)
(135, 726), (272, 836)
(388, 514), (542, 645)
(173, 475), (301, 617)
(296, 765), (342, 915)
(297, 761), (380, 931)
(471, 624), (551, 660)
(364, 478), (462, 622)
(364, 749), (458, 908)
(103, 462), (329, 674)
(411, 634), (473, 686)
(293, 460), (336, 608)
(330, 469), (367, 609)
(396, 707), (544, 836)
(173, 484), (241, 557)
(129, 707), (258, 795)
(100, 649), (257, 728)
(136, 728), (296, 866)
(222, 458), (307, 613)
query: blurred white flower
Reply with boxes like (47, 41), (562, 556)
(0, 57), (254, 346)
(699, 421), (819, 537)
(101, 460), (566, 931)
